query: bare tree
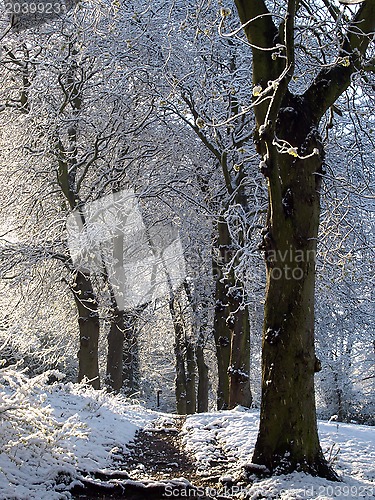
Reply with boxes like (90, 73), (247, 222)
(124, 1), (267, 409)
(0, 12), (155, 391)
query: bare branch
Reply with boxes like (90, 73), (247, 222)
(305, 0), (375, 121)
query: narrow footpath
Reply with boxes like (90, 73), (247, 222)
(70, 416), (237, 499)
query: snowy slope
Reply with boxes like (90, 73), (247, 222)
(0, 367), (156, 499)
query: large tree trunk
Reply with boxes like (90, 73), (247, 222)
(213, 219), (252, 409)
(233, 0), (374, 480)
(73, 271), (100, 389)
(252, 114), (336, 478)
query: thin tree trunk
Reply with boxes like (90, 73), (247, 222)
(122, 312), (140, 395)
(186, 341), (196, 414)
(213, 278), (231, 409)
(196, 333), (209, 413)
(174, 322), (187, 415)
(106, 309), (124, 392)
(183, 280), (208, 413)
(169, 291), (188, 415)
(228, 305), (252, 409)
(73, 271), (100, 389)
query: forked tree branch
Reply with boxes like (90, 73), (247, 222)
(304, 0), (375, 121)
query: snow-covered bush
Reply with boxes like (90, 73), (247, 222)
(0, 363), (155, 499)
(0, 364), (87, 498)
(0, 326), (77, 381)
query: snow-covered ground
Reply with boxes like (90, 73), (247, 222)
(0, 367), (156, 499)
(182, 408), (375, 499)
(0, 367), (374, 499)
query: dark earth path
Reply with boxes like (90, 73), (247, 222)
(70, 416), (237, 499)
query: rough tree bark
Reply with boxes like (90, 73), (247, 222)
(255, 116), (327, 475)
(183, 280), (209, 413)
(234, 0), (374, 478)
(213, 218), (252, 410)
(170, 287), (197, 415)
(122, 311), (141, 395)
(73, 271), (100, 389)
(171, 295), (188, 415)
(106, 308), (124, 392)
